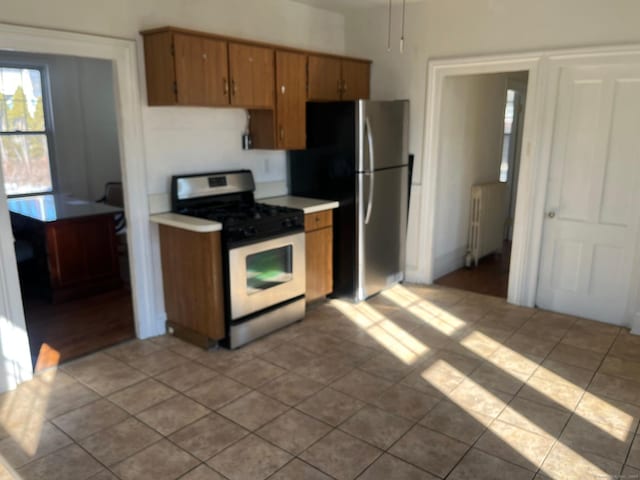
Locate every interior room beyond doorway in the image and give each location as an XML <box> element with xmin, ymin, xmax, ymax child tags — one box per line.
<box><xmin>0</xmin><ymin>51</ymin><xmax>135</xmax><ymax>371</ymax></box>
<box><xmin>434</xmin><ymin>71</ymin><xmax>529</xmax><ymax>298</ymax></box>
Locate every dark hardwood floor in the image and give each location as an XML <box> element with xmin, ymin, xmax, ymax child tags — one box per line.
<box><xmin>23</xmin><ymin>287</ymin><xmax>135</xmax><ymax>372</ymax></box>
<box><xmin>435</xmin><ymin>242</ymin><xmax>511</xmax><ymax>298</ymax></box>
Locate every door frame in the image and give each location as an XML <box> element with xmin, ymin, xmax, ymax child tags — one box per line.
<box><xmin>414</xmin><ymin>45</ymin><xmax>640</xmax><ymax>332</ymax></box>
<box><xmin>415</xmin><ymin>52</ymin><xmax>543</xmax><ymax>306</ymax></box>
<box><xmin>0</xmin><ymin>23</ymin><xmax>156</xmax><ymax>391</ymax></box>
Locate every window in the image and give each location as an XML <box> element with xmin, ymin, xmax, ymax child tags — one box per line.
<box><xmin>499</xmin><ymin>89</ymin><xmax>516</xmax><ymax>182</ymax></box>
<box><xmin>0</xmin><ymin>66</ymin><xmax>54</xmax><ymax>195</ymax></box>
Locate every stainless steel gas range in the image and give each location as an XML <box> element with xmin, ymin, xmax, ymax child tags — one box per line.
<box><xmin>171</xmin><ymin>170</ymin><xmax>305</xmax><ymax>348</ymax></box>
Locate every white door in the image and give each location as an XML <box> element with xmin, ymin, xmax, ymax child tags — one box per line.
<box><xmin>536</xmin><ymin>60</ymin><xmax>640</xmax><ymax>325</ymax></box>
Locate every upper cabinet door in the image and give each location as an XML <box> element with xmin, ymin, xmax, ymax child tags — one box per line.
<box><xmin>174</xmin><ymin>33</ymin><xmax>208</xmax><ymax>105</ymax></box>
<box><xmin>143</xmin><ymin>31</ymin><xmax>177</xmax><ymax>105</ymax></box>
<box><xmin>145</xmin><ymin>32</ymin><xmax>228</xmax><ymax>106</ymax></box>
<box><xmin>276</xmin><ymin>51</ymin><xmax>307</xmax><ymax>150</ymax></box>
<box><xmin>229</xmin><ymin>43</ymin><xmax>275</xmax><ymax>108</ymax></box>
<box><xmin>308</xmin><ymin>55</ymin><xmax>342</xmax><ymax>101</ymax></box>
<box><xmin>202</xmin><ymin>38</ymin><xmax>230</xmax><ymax>106</ymax></box>
<box><xmin>341</xmin><ymin>60</ymin><xmax>370</xmax><ymax>100</ymax></box>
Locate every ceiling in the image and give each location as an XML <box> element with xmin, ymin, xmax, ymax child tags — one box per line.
<box><xmin>290</xmin><ymin>0</ymin><xmax>422</xmax><ymax>13</ymax></box>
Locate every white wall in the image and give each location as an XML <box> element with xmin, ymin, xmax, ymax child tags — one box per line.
<box><xmin>343</xmin><ymin>0</ymin><xmax>640</xmax><ymax>279</ymax></box>
<box><xmin>433</xmin><ymin>73</ymin><xmax>508</xmax><ymax>278</ymax></box>
<box><xmin>0</xmin><ymin>52</ymin><xmax>121</xmax><ymax>201</ymax></box>
<box><xmin>0</xmin><ymin>0</ymin><xmax>346</xmax><ymax>344</ymax></box>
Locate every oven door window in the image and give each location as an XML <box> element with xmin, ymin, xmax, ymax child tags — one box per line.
<box><xmin>246</xmin><ymin>245</ymin><xmax>293</xmax><ymax>294</ymax></box>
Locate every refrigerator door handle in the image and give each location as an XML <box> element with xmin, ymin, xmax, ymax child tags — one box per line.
<box><xmin>364</xmin><ymin>117</ymin><xmax>375</xmax><ymax>224</ymax></box>
<box><xmin>365</xmin><ymin>116</ymin><xmax>375</xmax><ymax>172</ymax></box>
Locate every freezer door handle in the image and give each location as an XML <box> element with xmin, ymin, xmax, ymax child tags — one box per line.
<box><xmin>364</xmin><ymin>116</ymin><xmax>375</xmax><ymax>224</ymax></box>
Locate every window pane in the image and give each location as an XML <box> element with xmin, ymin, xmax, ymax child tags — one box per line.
<box><xmin>503</xmin><ymin>89</ymin><xmax>516</xmax><ymax>135</ymax></box>
<box><xmin>0</xmin><ymin>67</ymin><xmax>45</xmax><ymax>132</ymax></box>
<box><xmin>246</xmin><ymin>246</ymin><xmax>293</xmax><ymax>294</ymax></box>
<box><xmin>499</xmin><ymin>89</ymin><xmax>517</xmax><ymax>182</ymax></box>
<box><xmin>500</xmin><ymin>134</ymin><xmax>510</xmax><ymax>182</ymax></box>
<box><xmin>0</xmin><ymin>134</ymin><xmax>52</xmax><ymax>195</ymax></box>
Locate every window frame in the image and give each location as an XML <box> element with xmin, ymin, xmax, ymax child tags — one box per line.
<box><xmin>0</xmin><ymin>62</ymin><xmax>57</xmax><ymax>197</ymax></box>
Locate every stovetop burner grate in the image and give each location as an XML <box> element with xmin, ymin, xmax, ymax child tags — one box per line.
<box><xmin>171</xmin><ymin>171</ymin><xmax>304</xmax><ymax>243</ymax></box>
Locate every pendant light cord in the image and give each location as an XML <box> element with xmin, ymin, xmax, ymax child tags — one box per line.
<box><xmin>387</xmin><ymin>0</ymin><xmax>392</xmax><ymax>52</ymax></box>
<box><xmin>400</xmin><ymin>0</ymin><xmax>406</xmax><ymax>53</ymax></box>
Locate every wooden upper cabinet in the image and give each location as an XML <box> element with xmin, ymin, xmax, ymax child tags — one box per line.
<box><xmin>202</xmin><ymin>37</ymin><xmax>231</xmax><ymax>105</ymax></box>
<box><xmin>275</xmin><ymin>51</ymin><xmax>307</xmax><ymax>150</ymax></box>
<box><xmin>141</xmin><ymin>27</ymin><xmax>371</xmax><ymax>149</ymax></box>
<box><xmin>308</xmin><ymin>55</ymin><xmax>371</xmax><ymax>101</ymax></box>
<box><xmin>143</xmin><ymin>31</ymin><xmax>229</xmax><ymax>106</ymax></box>
<box><xmin>308</xmin><ymin>56</ymin><xmax>342</xmax><ymax>101</ymax></box>
<box><xmin>341</xmin><ymin>60</ymin><xmax>370</xmax><ymax>101</ymax></box>
<box><xmin>174</xmin><ymin>34</ymin><xmax>230</xmax><ymax>106</ymax></box>
<box><xmin>229</xmin><ymin>43</ymin><xmax>275</xmax><ymax>109</ymax></box>
<box><xmin>143</xmin><ymin>31</ymin><xmax>178</xmax><ymax>105</ymax></box>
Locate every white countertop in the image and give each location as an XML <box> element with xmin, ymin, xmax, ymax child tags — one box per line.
<box><xmin>150</xmin><ymin>213</ymin><xmax>222</xmax><ymax>233</ymax></box>
<box><xmin>261</xmin><ymin>196</ymin><xmax>339</xmax><ymax>214</ymax></box>
<box><xmin>8</xmin><ymin>194</ymin><xmax>123</xmax><ymax>222</ymax></box>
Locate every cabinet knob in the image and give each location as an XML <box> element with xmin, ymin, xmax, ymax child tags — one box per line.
<box><xmin>281</xmin><ymin>85</ymin><xmax>286</xmax><ymax>95</ymax></box>
<box><xmin>337</xmin><ymin>79</ymin><xmax>342</xmax><ymax>94</ymax></box>
<box><xmin>231</xmin><ymin>79</ymin><xmax>237</xmax><ymax>96</ymax></box>
<box><xmin>342</xmin><ymin>80</ymin><xmax>347</xmax><ymax>93</ymax></box>
<box><xmin>202</xmin><ymin>53</ymin><xmax>207</xmax><ymax>61</ymax></box>
<box><xmin>279</xmin><ymin>127</ymin><xmax>285</xmax><ymax>141</ymax></box>
<box><xmin>223</xmin><ymin>78</ymin><xmax>229</xmax><ymax>95</ymax></box>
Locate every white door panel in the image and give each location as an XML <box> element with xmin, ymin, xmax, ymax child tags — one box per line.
<box><xmin>537</xmin><ymin>62</ymin><xmax>640</xmax><ymax>325</ymax></box>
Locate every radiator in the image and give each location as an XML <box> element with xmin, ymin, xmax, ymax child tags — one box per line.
<box><xmin>468</xmin><ymin>182</ymin><xmax>508</xmax><ymax>266</ymax></box>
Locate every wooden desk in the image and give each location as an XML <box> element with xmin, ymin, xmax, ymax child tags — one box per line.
<box><xmin>9</xmin><ymin>194</ymin><xmax>123</xmax><ymax>303</ymax></box>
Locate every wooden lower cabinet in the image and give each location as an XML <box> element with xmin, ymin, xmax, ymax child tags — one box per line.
<box><xmin>305</xmin><ymin>210</ymin><xmax>333</xmax><ymax>302</ymax></box>
<box><xmin>45</xmin><ymin>215</ymin><xmax>121</xmax><ymax>302</ymax></box>
<box><xmin>11</xmin><ymin>212</ymin><xmax>121</xmax><ymax>303</ymax></box>
<box><xmin>158</xmin><ymin>225</ymin><xmax>225</xmax><ymax>347</ymax></box>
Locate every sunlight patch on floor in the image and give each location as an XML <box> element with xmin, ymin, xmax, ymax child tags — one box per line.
<box><xmin>370</xmin><ymin>286</ymin><xmax>636</xmax><ymax>476</ymax></box>
<box><xmin>425</xmin><ymin>363</ymin><xmax>609</xmax><ymax>479</ymax></box>
<box><xmin>410</xmin><ymin>309</ymin><xmax>462</xmax><ymax>336</ymax></box>
<box><xmin>329</xmin><ymin>297</ymin><xmax>431</xmax><ymax>365</ymax></box>
<box><xmin>380</xmin><ymin>285</ymin><xmax>422</xmax><ymax>308</ymax></box>
<box><xmin>365</xmin><ymin>325</ymin><xmax>425</xmax><ymax>364</ymax></box>
<box><xmin>383</xmin><ymin>285</ymin><xmax>468</xmax><ymax>337</ymax></box>
<box><xmin>329</xmin><ymin>299</ymin><xmax>384</xmax><ymax>328</ymax></box>
<box><xmin>458</xmin><ymin>331</ymin><xmax>502</xmax><ymax>359</ymax></box>
<box><xmin>0</xmin><ymin>369</ymin><xmax>55</xmax><ymax>456</ymax></box>
<box><xmin>34</xmin><ymin>343</ymin><xmax>61</xmax><ymax>374</ymax></box>
<box><xmin>375</xmin><ymin>320</ymin><xmax>431</xmax><ymax>358</ymax></box>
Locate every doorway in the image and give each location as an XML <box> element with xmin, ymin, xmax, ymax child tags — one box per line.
<box><xmin>0</xmin><ymin>24</ymin><xmax>155</xmax><ymax>392</ymax></box>
<box><xmin>418</xmin><ymin>48</ymin><xmax>640</xmax><ymax>331</ymax></box>
<box><xmin>0</xmin><ymin>52</ymin><xmax>135</xmax><ymax>371</ymax></box>
<box><xmin>432</xmin><ymin>71</ymin><xmax>529</xmax><ymax>298</ymax></box>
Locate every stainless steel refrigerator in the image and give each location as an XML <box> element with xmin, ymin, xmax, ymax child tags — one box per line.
<box><xmin>288</xmin><ymin>100</ymin><xmax>409</xmax><ymax>302</ymax></box>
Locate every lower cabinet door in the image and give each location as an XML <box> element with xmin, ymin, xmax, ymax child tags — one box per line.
<box><xmin>305</xmin><ymin>227</ymin><xmax>333</xmax><ymax>301</ymax></box>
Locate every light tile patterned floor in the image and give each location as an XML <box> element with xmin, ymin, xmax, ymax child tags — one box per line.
<box><xmin>2</xmin><ymin>284</ymin><xmax>640</xmax><ymax>479</ymax></box>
